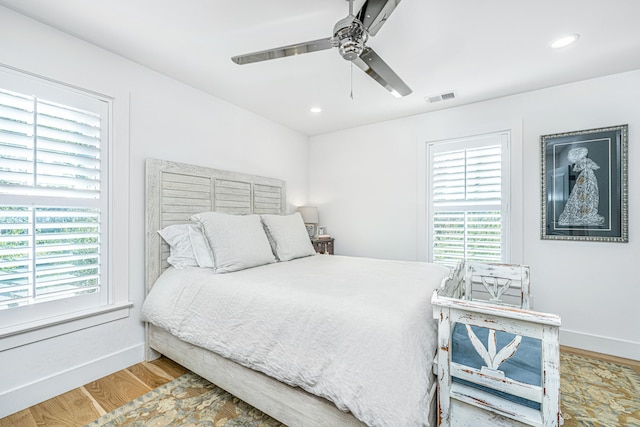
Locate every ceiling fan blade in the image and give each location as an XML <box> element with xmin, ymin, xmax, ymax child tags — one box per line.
<box><xmin>352</xmin><ymin>47</ymin><xmax>411</xmax><ymax>97</ymax></box>
<box><xmin>357</xmin><ymin>0</ymin><xmax>402</xmax><ymax>37</ymax></box>
<box><xmin>231</xmin><ymin>37</ymin><xmax>334</xmax><ymax>65</ymax></box>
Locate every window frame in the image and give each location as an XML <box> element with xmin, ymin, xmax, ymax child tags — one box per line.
<box><xmin>0</xmin><ymin>89</ymin><xmax>109</xmax><ymax>311</ymax></box>
<box><xmin>0</xmin><ymin>65</ymin><xmax>131</xmax><ymax>351</ymax></box>
<box><xmin>426</xmin><ymin>131</ymin><xmax>511</xmax><ymax>266</ymax></box>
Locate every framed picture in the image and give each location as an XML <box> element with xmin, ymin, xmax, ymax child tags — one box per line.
<box><xmin>540</xmin><ymin>124</ymin><xmax>628</xmax><ymax>242</ymax></box>
<box><xmin>317</xmin><ymin>226</ymin><xmax>327</xmax><ymax>236</ymax></box>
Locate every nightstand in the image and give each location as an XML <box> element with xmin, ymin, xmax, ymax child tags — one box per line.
<box><xmin>312</xmin><ymin>238</ymin><xmax>334</xmax><ymax>255</ymax></box>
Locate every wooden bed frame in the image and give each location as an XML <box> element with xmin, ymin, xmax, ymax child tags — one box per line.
<box><xmin>145</xmin><ymin>158</ymin><xmax>434</xmax><ymax>427</ymax></box>
<box><xmin>431</xmin><ymin>261</ymin><xmax>562</xmax><ymax>426</ymax></box>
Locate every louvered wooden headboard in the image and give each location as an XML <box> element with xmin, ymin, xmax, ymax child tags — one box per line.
<box><xmin>145</xmin><ymin>158</ymin><xmax>286</xmax><ymax>293</ymax></box>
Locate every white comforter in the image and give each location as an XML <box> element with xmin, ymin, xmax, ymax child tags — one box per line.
<box><xmin>141</xmin><ymin>255</ymin><xmax>449</xmax><ymax>427</ymax></box>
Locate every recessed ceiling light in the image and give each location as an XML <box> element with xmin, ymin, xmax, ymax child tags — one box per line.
<box><xmin>309</xmin><ymin>106</ymin><xmax>322</xmax><ymax>113</ymax></box>
<box><xmin>550</xmin><ymin>33</ymin><xmax>580</xmax><ymax>49</ymax></box>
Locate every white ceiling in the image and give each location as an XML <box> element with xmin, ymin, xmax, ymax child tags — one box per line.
<box><xmin>2</xmin><ymin>0</ymin><xmax>640</xmax><ymax>136</ymax></box>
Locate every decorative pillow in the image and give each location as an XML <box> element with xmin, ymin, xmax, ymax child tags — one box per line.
<box><xmin>191</xmin><ymin>212</ymin><xmax>276</xmax><ymax>273</ymax></box>
<box><xmin>157</xmin><ymin>224</ymin><xmax>215</xmax><ymax>269</ymax></box>
<box><xmin>261</xmin><ymin>212</ymin><xmax>316</xmax><ymax>261</ymax></box>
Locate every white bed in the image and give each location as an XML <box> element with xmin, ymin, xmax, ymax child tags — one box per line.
<box><xmin>142</xmin><ymin>256</ymin><xmax>447</xmax><ymax>426</ymax></box>
<box><xmin>143</xmin><ymin>158</ymin><xmax>449</xmax><ymax>427</ymax></box>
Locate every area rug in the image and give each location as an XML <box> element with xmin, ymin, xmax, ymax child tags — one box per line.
<box><xmin>87</xmin><ymin>353</ymin><xmax>640</xmax><ymax>426</ymax></box>
<box><xmin>84</xmin><ymin>372</ymin><xmax>284</xmax><ymax>427</ymax></box>
<box><xmin>560</xmin><ymin>352</ymin><xmax>640</xmax><ymax>427</ymax></box>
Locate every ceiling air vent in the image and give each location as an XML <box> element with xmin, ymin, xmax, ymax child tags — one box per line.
<box><xmin>425</xmin><ymin>91</ymin><xmax>456</xmax><ymax>103</ymax></box>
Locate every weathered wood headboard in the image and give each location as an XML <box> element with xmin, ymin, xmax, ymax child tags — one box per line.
<box><xmin>145</xmin><ymin>158</ymin><xmax>286</xmax><ymax>294</ymax></box>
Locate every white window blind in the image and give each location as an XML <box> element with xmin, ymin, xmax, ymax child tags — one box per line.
<box><xmin>0</xmin><ymin>80</ymin><xmax>107</xmax><ymax>312</ymax></box>
<box><xmin>428</xmin><ymin>133</ymin><xmax>509</xmax><ymax>267</ymax></box>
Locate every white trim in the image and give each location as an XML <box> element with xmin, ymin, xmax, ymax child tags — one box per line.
<box><xmin>0</xmin><ymin>64</ymin><xmax>131</xmax><ymax>348</ymax></box>
<box><xmin>0</xmin><ymin>66</ymin><xmax>109</xmax><ymax>312</ymax></box>
<box><xmin>0</xmin><ymin>302</ymin><xmax>131</xmax><ymax>351</ymax></box>
<box><xmin>501</xmin><ymin>132</ymin><xmax>511</xmax><ymax>262</ymax></box>
<box><xmin>0</xmin><ymin>62</ymin><xmax>113</xmax><ymax>107</ymax></box>
<box><xmin>0</xmin><ymin>342</ymin><xmax>143</xmax><ymax>418</ymax></box>
<box><xmin>560</xmin><ymin>328</ymin><xmax>640</xmax><ymax>361</ymax></box>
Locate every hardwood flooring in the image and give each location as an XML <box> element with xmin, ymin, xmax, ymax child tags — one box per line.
<box><xmin>0</xmin><ymin>357</ymin><xmax>188</xmax><ymax>427</ymax></box>
<box><xmin>1</xmin><ymin>348</ymin><xmax>638</xmax><ymax>427</ymax></box>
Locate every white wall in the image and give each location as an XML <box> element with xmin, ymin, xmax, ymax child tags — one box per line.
<box><xmin>310</xmin><ymin>70</ymin><xmax>640</xmax><ymax>360</ymax></box>
<box><xmin>0</xmin><ymin>7</ymin><xmax>309</xmax><ymax>417</ymax></box>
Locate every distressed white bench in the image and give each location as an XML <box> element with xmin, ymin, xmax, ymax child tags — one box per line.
<box><xmin>432</xmin><ymin>261</ymin><xmax>562</xmax><ymax>426</ymax></box>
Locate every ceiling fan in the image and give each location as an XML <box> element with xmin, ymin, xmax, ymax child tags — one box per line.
<box><xmin>231</xmin><ymin>0</ymin><xmax>411</xmax><ymax>98</ymax></box>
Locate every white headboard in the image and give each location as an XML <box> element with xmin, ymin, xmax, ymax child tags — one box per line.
<box><xmin>145</xmin><ymin>158</ymin><xmax>286</xmax><ymax>293</ymax></box>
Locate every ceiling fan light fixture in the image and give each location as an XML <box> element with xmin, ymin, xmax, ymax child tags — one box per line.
<box><xmin>549</xmin><ymin>33</ymin><xmax>580</xmax><ymax>49</ymax></box>
<box><xmin>338</xmin><ymin>38</ymin><xmax>366</xmax><ymax>61</ymax></box>
<box><xmin>334</xmin><ymin>16</ymin><xmax>368</xmax><ymax>61</ymax></box>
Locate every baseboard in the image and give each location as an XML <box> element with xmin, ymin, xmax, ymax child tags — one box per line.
<box><xmin>0</xmin><ymin>343</ymin><xmax>144</xmax><ymax>418</ymax></box>
<box><xmin>560</xmin><ymin>329</ymin><xmax>640</xmax><ymax>361</ymax></box>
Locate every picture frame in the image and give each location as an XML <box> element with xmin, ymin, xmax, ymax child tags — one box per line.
<box><xmin>540</xmin><ymin>124</ymin><xmax>628</xmax><ymax>242</ymax></box>
<box><xmin>317</xmin><ymin>226</ymin><xmax>327</xmax><ymax>236</ymax></box>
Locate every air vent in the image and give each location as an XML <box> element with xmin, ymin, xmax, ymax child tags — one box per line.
<box><xmin>425</xmin><ymin>91</ymin><xmax>456</xmax><ymax>103</ymax></box>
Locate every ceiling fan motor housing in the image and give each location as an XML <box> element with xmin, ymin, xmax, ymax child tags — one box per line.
<box><xmin>333</xmin><ymin>15</ymin><xmax>368</xmax><ymax>61</ymax></box>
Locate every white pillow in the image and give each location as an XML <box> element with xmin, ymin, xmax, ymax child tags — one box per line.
<box><xmin>157</xmin><ymin>224</ymin><xmax>215</xmax><ymax>269</ymax></box>
<box><xmin>188</xmin><ymin>226</ymin><xmax>215</xmax><ymax>268</ymax></box>
<box><xmin>261</xmin><ymin>212</ymin><xmax>316</xmax><ymax>261</ymax></box>
<box><xmin>191</xmin><ymin>212</ymin><xmax>276</xmax><ymax>273</ymax></box>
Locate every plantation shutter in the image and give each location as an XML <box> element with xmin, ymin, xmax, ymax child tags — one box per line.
<box><xmin>428</xmin><ymin>134</ymin><xmax>508</xmax><ymax>267</ymax></box>
<box><xmin>0</xmin><ymin>84</ymin><xmax>106</xmax><ymax>310</ymax></box>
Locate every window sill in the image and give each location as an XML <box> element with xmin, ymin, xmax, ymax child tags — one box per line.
<box><xmin>0</xmin><ymin>302</ymin><xmax>133</xmax><ymax>351</ymax></box>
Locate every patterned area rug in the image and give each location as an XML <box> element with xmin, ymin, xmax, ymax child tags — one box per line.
<box><xmin>86</xmin><ymin>353</ymin><xmax>640</xmax><ymax>426</ymax></box>
<box><xmin>560</xmin><ymin>353</ymin><xmax>640</xmax><ymax>427</ymax></box>
<box><xmin>84</xmin><ymin>373</ymin><xmax>284</xmax><ymax>427</ymax></box>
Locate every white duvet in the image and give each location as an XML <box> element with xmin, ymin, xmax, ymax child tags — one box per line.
<box><xmin>141</xmin><ymin>255</ymin><xmax>449</xmax><ymax>427</ymax></box>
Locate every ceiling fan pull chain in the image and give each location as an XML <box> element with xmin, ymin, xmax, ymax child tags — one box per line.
<box><xmin>350</xmin><ymin>62</ymin><xmax>354</xmax><ymax>100</ymax></box>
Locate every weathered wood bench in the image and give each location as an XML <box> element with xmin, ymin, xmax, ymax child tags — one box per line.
<box><xmin>432</xmin><ymin>261</ymin><xmax>562</xmax><ymax>426</ymax></box>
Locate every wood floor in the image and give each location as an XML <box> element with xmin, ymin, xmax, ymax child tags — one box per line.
<box><xmin>0</xmin><ymin>357</ymin><xmax>189</xmax><ymax>427</ymax></box>
<box><xmin>1</xmin><ymin>348</ymin><xmax>638</xmax><ymax>427</ymax></box>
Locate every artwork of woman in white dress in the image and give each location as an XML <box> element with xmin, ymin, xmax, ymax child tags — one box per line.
<box><xmin>558</xmin><ymin>147</ymin><xmax>605</xmax><ymax>226</ymax></box>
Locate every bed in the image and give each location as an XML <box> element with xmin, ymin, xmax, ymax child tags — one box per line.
<box><xmin>142</xmin><ymin>158</ymin><xmax>562</xmax><ymax>427</ymax></box>
<box><xmin>143</xmin><ymin>158</ymin><xmax>451</xmax><ymax>427</ymax></box>
<box><xmin>431</xmin><ymin>261</ymin><xmax>562</xmax><ymax>426</ymax></box>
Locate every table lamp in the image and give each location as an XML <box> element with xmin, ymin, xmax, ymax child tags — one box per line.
<box><xmin>297</xmin><ymin>206</ymin><xmax>319</xmax><ymax>238</ymax></box>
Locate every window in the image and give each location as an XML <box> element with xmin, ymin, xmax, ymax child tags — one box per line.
<box><xmin>0</xmin><ymin>69</ymin><xmax>110</xmax><ymax>325</ymax></box>
<box><xmin>427</xmin><ymin>132</ymin><xmax>510</xmax><ymax>267</ymax></box>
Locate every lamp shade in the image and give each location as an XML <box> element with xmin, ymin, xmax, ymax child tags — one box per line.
<box><xmin>297</xmin><ymin>206</ymin><xmax>319</xmax><ymax>223</ymax></box>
